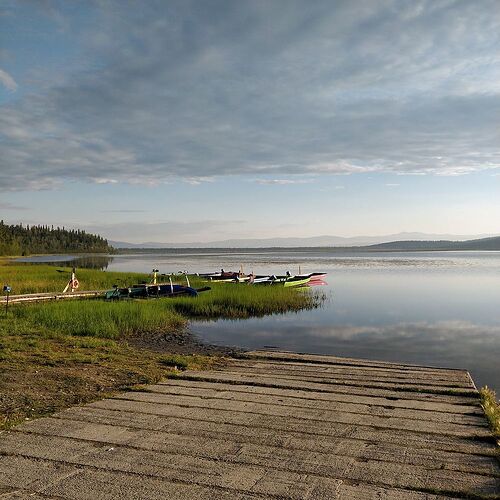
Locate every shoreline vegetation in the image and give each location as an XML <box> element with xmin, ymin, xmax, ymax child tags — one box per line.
<box><xmin>113</xmin><ymin>235</ymin><xmax>500</xmax><ymax>252</ymax></box>
<box><xmin>0</xmin><ymin>221</ymin><xmax>112</xmax><ymax>256</ymax></box>
<box><xmin>0</xmin><ymin>259</ymin><xmax>323</xmax><ymax>429</ymax></box>
<box><xmin>480</xmin><ymin>387</ymin><xmax>500</xmax><ymax>441</ymax></box>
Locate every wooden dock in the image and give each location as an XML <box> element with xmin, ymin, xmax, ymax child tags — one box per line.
<box><xmin>0</xmin><ymin>351</ymin><xmax>499</xmax><ymax>499</ymax></box>
<box><xmin>0</xmin><ymin>290</ymin><xmax>103</xmax><ymax>305</ymax></box>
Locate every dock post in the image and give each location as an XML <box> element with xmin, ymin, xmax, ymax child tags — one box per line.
<box><xmin>3</xmin><ymin>285</ymin><xmax>11</xmax><ymax>315</ymax></box>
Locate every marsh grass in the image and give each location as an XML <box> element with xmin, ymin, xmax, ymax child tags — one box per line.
<box><xmin>171</xmin><ymin>281</ymin><xmax>324</xmax><ymax>319</ymax></box>
<box><xmin>0</xmin><ymin>260</ymin><xmax>146</xmax><ymax>294</ymax></box>
<box><xmin>480</xmin><ymin>386</ymin><xmax>500</xmax><ymax>439</ymax></box>
<box><xmin>0</xmin><ymin>260</ymin><xmax>323</xmax><ymax>429</ymax></box>
<box><xmin>12</xmin><ymin>300</ymin><xmax>187</xmax><ymax>338</ymax></box>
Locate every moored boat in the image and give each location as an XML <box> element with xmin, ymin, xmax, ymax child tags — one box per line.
<box><xmin>198</xmin><ymin>269</ymin><xmax>326</xmax><ymax>288</ymax></box>
<box><xmin>105</xmin><ymin>283</ymin><xmax>209</xmax><ymax>299</ymax></box>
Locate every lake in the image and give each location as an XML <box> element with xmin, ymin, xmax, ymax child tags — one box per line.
<box><xmin>20</xmin><ymin>250</ymin><xmax>500</xmax><ymax>392</ymax></box>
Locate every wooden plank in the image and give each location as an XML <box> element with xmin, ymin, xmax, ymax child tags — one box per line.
<box><xmin>0</xmin><ymin>351</ymin><xmax>498</xmax><ymax>499</ymax></box>
<box><xmin>0</xmin><ymin>290</ymin><xmax>103</xmax><ymax>304</ymax></box>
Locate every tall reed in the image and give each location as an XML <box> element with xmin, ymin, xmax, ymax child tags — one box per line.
<box><xmin>13</xmin><ymin>300</ymin><xmax>187</xmax><ymax>338</ymax></box>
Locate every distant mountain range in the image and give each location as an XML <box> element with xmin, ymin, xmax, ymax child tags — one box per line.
<box><xmin>110</xmin><ymin>232</ymin><xmax>499</xmax><ymax>249</ymax></box>
<box><xmin>365</xmin><ymin>236</ymin><xmax>500</xmax><ymax>251</ymax></box>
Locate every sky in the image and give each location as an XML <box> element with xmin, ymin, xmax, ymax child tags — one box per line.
<box><xmin>0</xmin><ymin>0</ymin><xmax>499</xmax><ymax>244</ymax></box>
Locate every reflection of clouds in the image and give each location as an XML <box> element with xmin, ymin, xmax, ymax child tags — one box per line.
<box><xmin>240</xmin><ymin>320</ymin><xmax>500</xmax><ymax>346</ymax></box>
<box><xmin>306</xmin><ymin>321</ymin><xmax>500</xmax><ymax>342</ymax></box>
<box><xmin>198</xmin><ymin>319</ymin><xmax>500</xmax><ymax>391</ymax></box>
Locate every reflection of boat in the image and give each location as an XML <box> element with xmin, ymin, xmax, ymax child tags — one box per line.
<box><xmin>105</xmin><ymin>283</ymin><xmax>210</xmax><ymax>299</ymax></box>
<box><xmin>304</xmin><ymin>279</ymin><xmax>327</xmax><ymax>287</ymax></box>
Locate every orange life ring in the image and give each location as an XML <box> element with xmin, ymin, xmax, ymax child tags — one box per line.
<box><xmin>71</xmin><ymin>278</ymin><xmax>80</xmax><ymax>289</ymax></box>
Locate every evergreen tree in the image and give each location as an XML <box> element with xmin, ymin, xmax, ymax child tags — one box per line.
<box><xmin>0</xmin><ymin>221</ymin><xmax>113</xmax><ymax>256</ymax></box>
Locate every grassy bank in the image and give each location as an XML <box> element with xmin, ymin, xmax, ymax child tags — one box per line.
<box><xmin>480</xmin><ymin>387</ymin><xmax>500</xmax><ymax>440</ymax></box>
<box><xmin>0</xmin><ymin>260</ymin><xmax>323</xmax><ymax>429</ymax></box>
<box><xmin>0</xmin><ymin>260</ymin><xmax>145</xmax><ymax>294</ymax></box>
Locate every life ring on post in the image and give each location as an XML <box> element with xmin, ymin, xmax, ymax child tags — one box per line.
<box><xmin>71</xmin><ymin>278</ymin><xmax>80</xmax><ymax>290</ymax></box>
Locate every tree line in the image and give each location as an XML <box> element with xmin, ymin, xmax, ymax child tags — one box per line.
<box><xmin>0</xmin><ymin>221</ymin><xmax>113</xmax><ymax>256</ymax></box>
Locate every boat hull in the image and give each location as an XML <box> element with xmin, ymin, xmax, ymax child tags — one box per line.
<box><xmin>105</xmin><ymin>283</ymin><xmax>203</xmax><ymax>299</ymax></box>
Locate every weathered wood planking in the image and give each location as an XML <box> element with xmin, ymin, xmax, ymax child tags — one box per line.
<box><xmin>0</xmin><ymin>350</ymin><xmax>498</xmax><ymax>499</ymax></box>
<box><xmin>0</xmin><ymin>290</ymin><xmax>103</xmax><ymax>304</ymax></box>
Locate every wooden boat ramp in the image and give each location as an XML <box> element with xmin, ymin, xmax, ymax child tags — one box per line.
<box><xmin>0</xmin><ymin>350</ymin><xmax>499</xmax><ymax>499</ymax></box>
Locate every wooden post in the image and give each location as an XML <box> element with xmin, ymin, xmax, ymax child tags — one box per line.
<box><xmin>3</xmin><ymin>285</ymin><xmax>11</xmax><ymax>316</ymax></box>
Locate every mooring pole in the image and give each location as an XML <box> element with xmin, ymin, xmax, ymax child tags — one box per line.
<box><xmin>3</xmin><ymin>285</ymin><xmax>11</xmax><ymax>316</ymax></box>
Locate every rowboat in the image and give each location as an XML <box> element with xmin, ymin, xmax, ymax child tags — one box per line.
<box><xmin>104</xmin><ymin>283</ymin><xmax>209</xmax><ymax>299</ymax></box>
<box><xmin>200</xmin><ymin>271</ymin><xmax>240</xmax><ymax>282</ymax></box>
<box><xmin>252</xmin><ymin>275</ymin><xmax>312</xmax><ymax>287</ymax></box>
<box><xmin>199</xmin><ymin>270</ymin><xmax>327</xmax><ymax>288</ymax></box>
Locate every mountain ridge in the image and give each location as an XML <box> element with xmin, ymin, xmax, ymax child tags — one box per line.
<box><xmin>109</xmin><ymin>232</ymin><xmax>499</xmax><ymax>249</ymax></box>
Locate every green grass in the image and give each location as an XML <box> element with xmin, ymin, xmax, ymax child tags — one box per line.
<box><xmin>0</xmin><ymin>260</ymin><xmax>147</xmax><ymax>294</ymax></box>
<box><xmin>12</xmin><ymin>300</ymin><xmax>188</xmax><ymax>338</ymax></box>
<box><xmin>480</xmin><ymin>386</ymin><xmax>500</xmax><ymax>439</ymax></box>
<box><xmin>0</xmin><ymin>261</ymin><xmax>323</xmax><ymax>320</ymax></box>
<box><xmin>158</xmin><ymin>354</ymin><xmax>190</xmax><ymax>370</ymax></box>
<box><xmin>0</xmin><ymin>260</ymin><xmax>324</xmax><ymax>429</ymax></box>
<box><xmin>170</xmin><ymin>281</ymin><xmax>324</xmax><ymax>319</ymax></box>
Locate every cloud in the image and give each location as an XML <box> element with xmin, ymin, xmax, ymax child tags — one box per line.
<box><xmin>254</xmin><ymin>178</ymin><xmax>314</xmax><ymax>185</ymax></box>
<box><xmin>0</xmin><ymin>201</ymin><xmax>28</xmax><ymax>210</ymax></box>
<box><xmin>0</xmin><ymin>0</ymin><xmax>499</xmax><ymax>190</ymax></box>
<box><xmin>183</xmin><ymin>177</ymin><xmax>215</xmax><ymax>185</ymax></box>
<box><xmin>0</xmin><ymin>68</ymin><xmax>17</xmax><ymax>91</ymax></box>
<box><xmin>82</xmin><ymin>219</ymin><xmax>246</xmax><ymax>243</ymax></box>
<box><xmin>101</xmin><ymin>209</ymin><xmax>148</xmax><ymax>214</ymax></box>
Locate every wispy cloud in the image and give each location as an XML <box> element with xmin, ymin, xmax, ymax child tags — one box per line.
<box><xmin>183</xmin><ymin>177</ymin><xmax>215</xmax><ymax>185</ymax></box>
<box><xmin>101</xmin><ymin>209</ymin><xmax>148</xmax><ymax>213</ymax></box>
<box><xmin>0</xmin><ymin>68</ymin><xmax>17</xmax><ymax>91</ymax></box>
<box><xmin>254</xmin><ymin>178</ymin><xmax>314</xmax><ymax>185</ymax></box>
<box><xmin>0</xmin><ymin>1</ymin><xmax>499</xmax><ymax>191</ymax></box>
<box><xmin>0</xmin><ymin>201</ymin><xmax>28</xmax><ymax>210</ymax></box>
<box><xmin>83</xmin><ymin>219</ymin><xmax>247</xmax><ymax>243</ymax></box>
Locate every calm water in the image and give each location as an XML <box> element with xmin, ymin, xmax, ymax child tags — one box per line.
<box><xmin>20</xmin><ymin>250</ymin><xmax>500</xmax><ymax>391</ymax></box>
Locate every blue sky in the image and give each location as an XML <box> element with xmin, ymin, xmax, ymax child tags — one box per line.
<box><xmin>1</xmin><ymin>0</ymin><xmax>499</xmax><ymax>243</ymax></box>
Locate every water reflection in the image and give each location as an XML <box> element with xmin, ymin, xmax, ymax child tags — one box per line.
<box><xmin>191</xmin><ymin>319</ymin><xmax>500</xmax><ymax>391</ymax></box>
<box><xmin>13</xmin><ymin>250</ymin><xmax>500</xmax><ymax>391</ymax></box>
<box><xmin>16</xmin><ymin>254</ymin><xmax>113</xmax><ymax>270</ymax></box>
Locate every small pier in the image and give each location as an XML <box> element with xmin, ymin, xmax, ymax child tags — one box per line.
<box><xmin>0</xmin><ymin>351</ymin><xmax>499</xmax><ymax>498</ymax></box>
<box><xmin>0</xmin><ymin>290</ymin><xmax>103</xmax><ymax>305</ymax></box>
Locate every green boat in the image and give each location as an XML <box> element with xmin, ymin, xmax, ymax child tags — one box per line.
<box><xmin>283</xmin><ymin>276</ymin><xmax>311</xmax><ymax>287</ymax></box>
